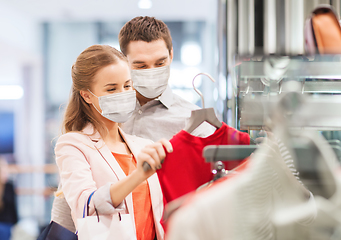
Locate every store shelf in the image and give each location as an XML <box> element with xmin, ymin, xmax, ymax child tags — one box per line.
<box><xmin>239</xmin><ymin>94</ymin><xmax>341</xmax><ymax>130</ymax></box>
<box><xmin>239</xmin><ymin>61</ymin><xmax>341</xmax><ymax>79</ymax></box>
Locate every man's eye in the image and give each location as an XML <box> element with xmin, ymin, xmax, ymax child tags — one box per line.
<box><xmin>134</xmin><ymin>65</ymin><xmax>146</xmax><ymax>69</ymax></box>
<box><xmin>157</xmin><ymin>62</ymin><xmax>165</xmax><ymax>66</ymax></box>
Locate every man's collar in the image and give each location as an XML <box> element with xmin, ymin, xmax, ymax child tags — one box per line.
<box><xmin>156</xmin><ymin>85</ymin><xmax>174</xmax><ymax>109</ymax></box>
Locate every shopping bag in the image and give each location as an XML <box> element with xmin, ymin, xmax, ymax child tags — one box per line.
<box><xmin>37</xmin><ymin>220</ymin><xmax>78</xmax><ymax>240</ymax></box>
<box><xmin>77</xmin><ymin>212</ymin><xmax>136</xmax><ymax>240</ymax></box>
<box><xmin>77</xmin><ymin>191</ymin><xmax>136</xmax><ymax>240</ymax></box>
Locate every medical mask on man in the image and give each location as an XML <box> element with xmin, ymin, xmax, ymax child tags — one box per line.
<box><xmin>88</xmin><ymin>90</ymin><xmax>136</xmax><ymax>123</ymax></box>
<box><xmin>131</xmin><ymin>65</ymin><xmax>170</xmax><ymax>99</ymax></box>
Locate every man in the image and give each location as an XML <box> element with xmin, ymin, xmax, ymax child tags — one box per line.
<box><xmin>119</xmin><ymin>16</ymin><xmax>215</xmax><ymax>141</ymax></box>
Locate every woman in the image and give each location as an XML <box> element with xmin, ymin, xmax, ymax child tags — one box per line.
<box><xmin>55</xmin><ymin>44</ymin><xmax>172</xmax><ymax>240</ymax></box>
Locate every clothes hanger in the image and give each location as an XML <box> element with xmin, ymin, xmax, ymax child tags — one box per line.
<box><xmin>183</xmin><ymin>73</ymin><xmax>223</xmax><ymax>133</ymax></box>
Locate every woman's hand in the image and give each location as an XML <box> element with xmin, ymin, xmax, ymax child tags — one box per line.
<box><xmin>109</xmin><ymin>139</ymin><xmax>172</xmax><ymax>207</ymax></box>
<box><xmin>136</xmin><ymin>138</ymin><xmax>173</xmax><ymax>178</ymax></box>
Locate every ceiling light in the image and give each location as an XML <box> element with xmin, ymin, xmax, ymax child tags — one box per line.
<box><xmin>138</xmin><ymin>0</ymin><xmax>152</xmax><ymax>9</ymax></box>
<box><xmin>181</xmin><ymin>41</ymin><xmax>202</xmax><ymax>66</ymax></box>
<box><xmin>0</xmin><ymin>85</ymin><xmax>24</xmax><ymax>100</ymax></box>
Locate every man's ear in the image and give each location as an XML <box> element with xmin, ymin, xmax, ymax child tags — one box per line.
<box><xmin>80</xmin><ymin>90</ymin><xmax>93</xmax><ymax>104</ymax></box>
<box><xmin>169</xmin><ymin>47</ymin><xmax>174</xmax><ymax>62</ymax></box>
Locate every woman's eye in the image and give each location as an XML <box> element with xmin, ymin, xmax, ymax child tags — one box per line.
<box><xmin>107</xmin><ymin>88</ymin><xmax>116</xmax><ymax>92</ymax></box>
<box><xmin>125</xmin><ymin>85</ymin><xmax>131</xmax><ymax>88</ymax></box>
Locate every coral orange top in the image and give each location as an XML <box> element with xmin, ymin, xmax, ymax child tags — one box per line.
<box><xmin>112</xmin><ymin>152</ymin><xmax>156</xmax><ymax>240</ymax></box>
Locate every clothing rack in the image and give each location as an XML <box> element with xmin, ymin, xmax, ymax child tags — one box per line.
<box><xmin>203</xmin><ymin>139</ymin><xmax>341</xmax><ymax>166</ymax></box>
<box><xmin>203</xmin><ymin>144</ymin><xmax>313</xmax><ymax>163</ymax></box>
<box><xmin>204</xmin><ymin>144</ymin><xmax>341</xmax><ymax>162</ymax></box>
<box><xmin>203</xmin><ymin>145</ymin><xmax>257</xmax><ymax>162</ymax></box>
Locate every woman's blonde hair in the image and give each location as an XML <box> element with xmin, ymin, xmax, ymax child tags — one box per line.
<box><xmin>62</xmin><ymin>44</ymin><xmax>127</xmax><ymax>137</ymax></box>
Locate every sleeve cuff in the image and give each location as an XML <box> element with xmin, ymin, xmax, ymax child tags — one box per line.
<box><xmin>92</xmin><ymin>182</ymin><xmax>126</xmax><ymax>215</ymax></box>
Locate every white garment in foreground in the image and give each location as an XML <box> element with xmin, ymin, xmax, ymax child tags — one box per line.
<box><xmin>166</xmin><ymin>137</ymin><xmax>312</xmax><ymax>240</ymax></box>
<box><xmin>272</xmin><ymin>131</ymin><xmax>341</xmax><ymax>240</ymax></box>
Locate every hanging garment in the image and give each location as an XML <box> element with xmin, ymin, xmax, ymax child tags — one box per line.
<box><xmin>166</xmin><ymin>136</ymin><xmax>311</xmax><ymax>240</ymax></box>
<box><xmin>156</xmin><ymin>122</ymin><xmax>250</xmax><ymax>204</ymax></box>
<box><xmin>271</xmin><ymin>131</ymin><xmax>341</xmax><ymax>240</ymax></box>
<box><xmin>304</xmin><ymin>5</ymin><xmax>341</xmax><ymax>55</ymax></box>
<box><xmin>275</xmin><ymin>136</ymin><xmax>302</xmax><ymax>185</ymax></box>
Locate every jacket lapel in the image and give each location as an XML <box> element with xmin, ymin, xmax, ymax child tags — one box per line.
<box><xmin>118</xmin><ymin>127</ymin><xmax>143</xmax><ymax>158</ymax></box>
<box><xmin>84</xmin><ymin>124</ymin><xmax>128</xmax><ymax>181</ymax></box>
<box><xmin>147</xmin><ymin>173</ymin><xmax>164</xmax><ymax>220</ymax></box>
<box><xmin>93</xmin><ymin>139</ymin><xmax>127</xmax><ymax>181</ymax></box>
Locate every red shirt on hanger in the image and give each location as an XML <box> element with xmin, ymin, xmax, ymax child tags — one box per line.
<box><xmin>157</xmin><ymin>122</ymin><xmax>250</xmax><ymax>205</ymax></box>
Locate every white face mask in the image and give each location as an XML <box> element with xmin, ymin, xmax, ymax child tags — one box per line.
<box><xmin>131</xmin><ymin>65</ymin><xmax>170</xmax><ymax>99</ymax></box>
<box><xmin>88</xmin><ymin>90</ymin><xmax>136</xmax><ymax>123</ymax></box>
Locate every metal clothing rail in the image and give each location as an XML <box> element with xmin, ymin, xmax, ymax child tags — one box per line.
<box><xmin>203</xmin><ymin>144</ymin><xmax>315</xmax><ymax>164</ymax></box>
<box><xmin>203</xmin><ymin>145</ymin><xmax>257</xmax><ymax>162</ymax></box>
<box><xmin>203</xmin><ymin>142</ymin><xmax>341</xmax><ymax>169</ymax></box>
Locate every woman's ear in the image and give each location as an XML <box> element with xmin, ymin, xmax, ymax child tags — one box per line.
<box><xmin>80</xmin><ymin>90</ymin><xmax>93</xmax><ymax>104</ymax></box>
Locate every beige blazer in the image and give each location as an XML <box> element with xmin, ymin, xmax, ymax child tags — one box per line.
<box><xmin>55</xmin><ymin>125</ymin><xmax>164</xmax><ymax>239</ymax></box>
